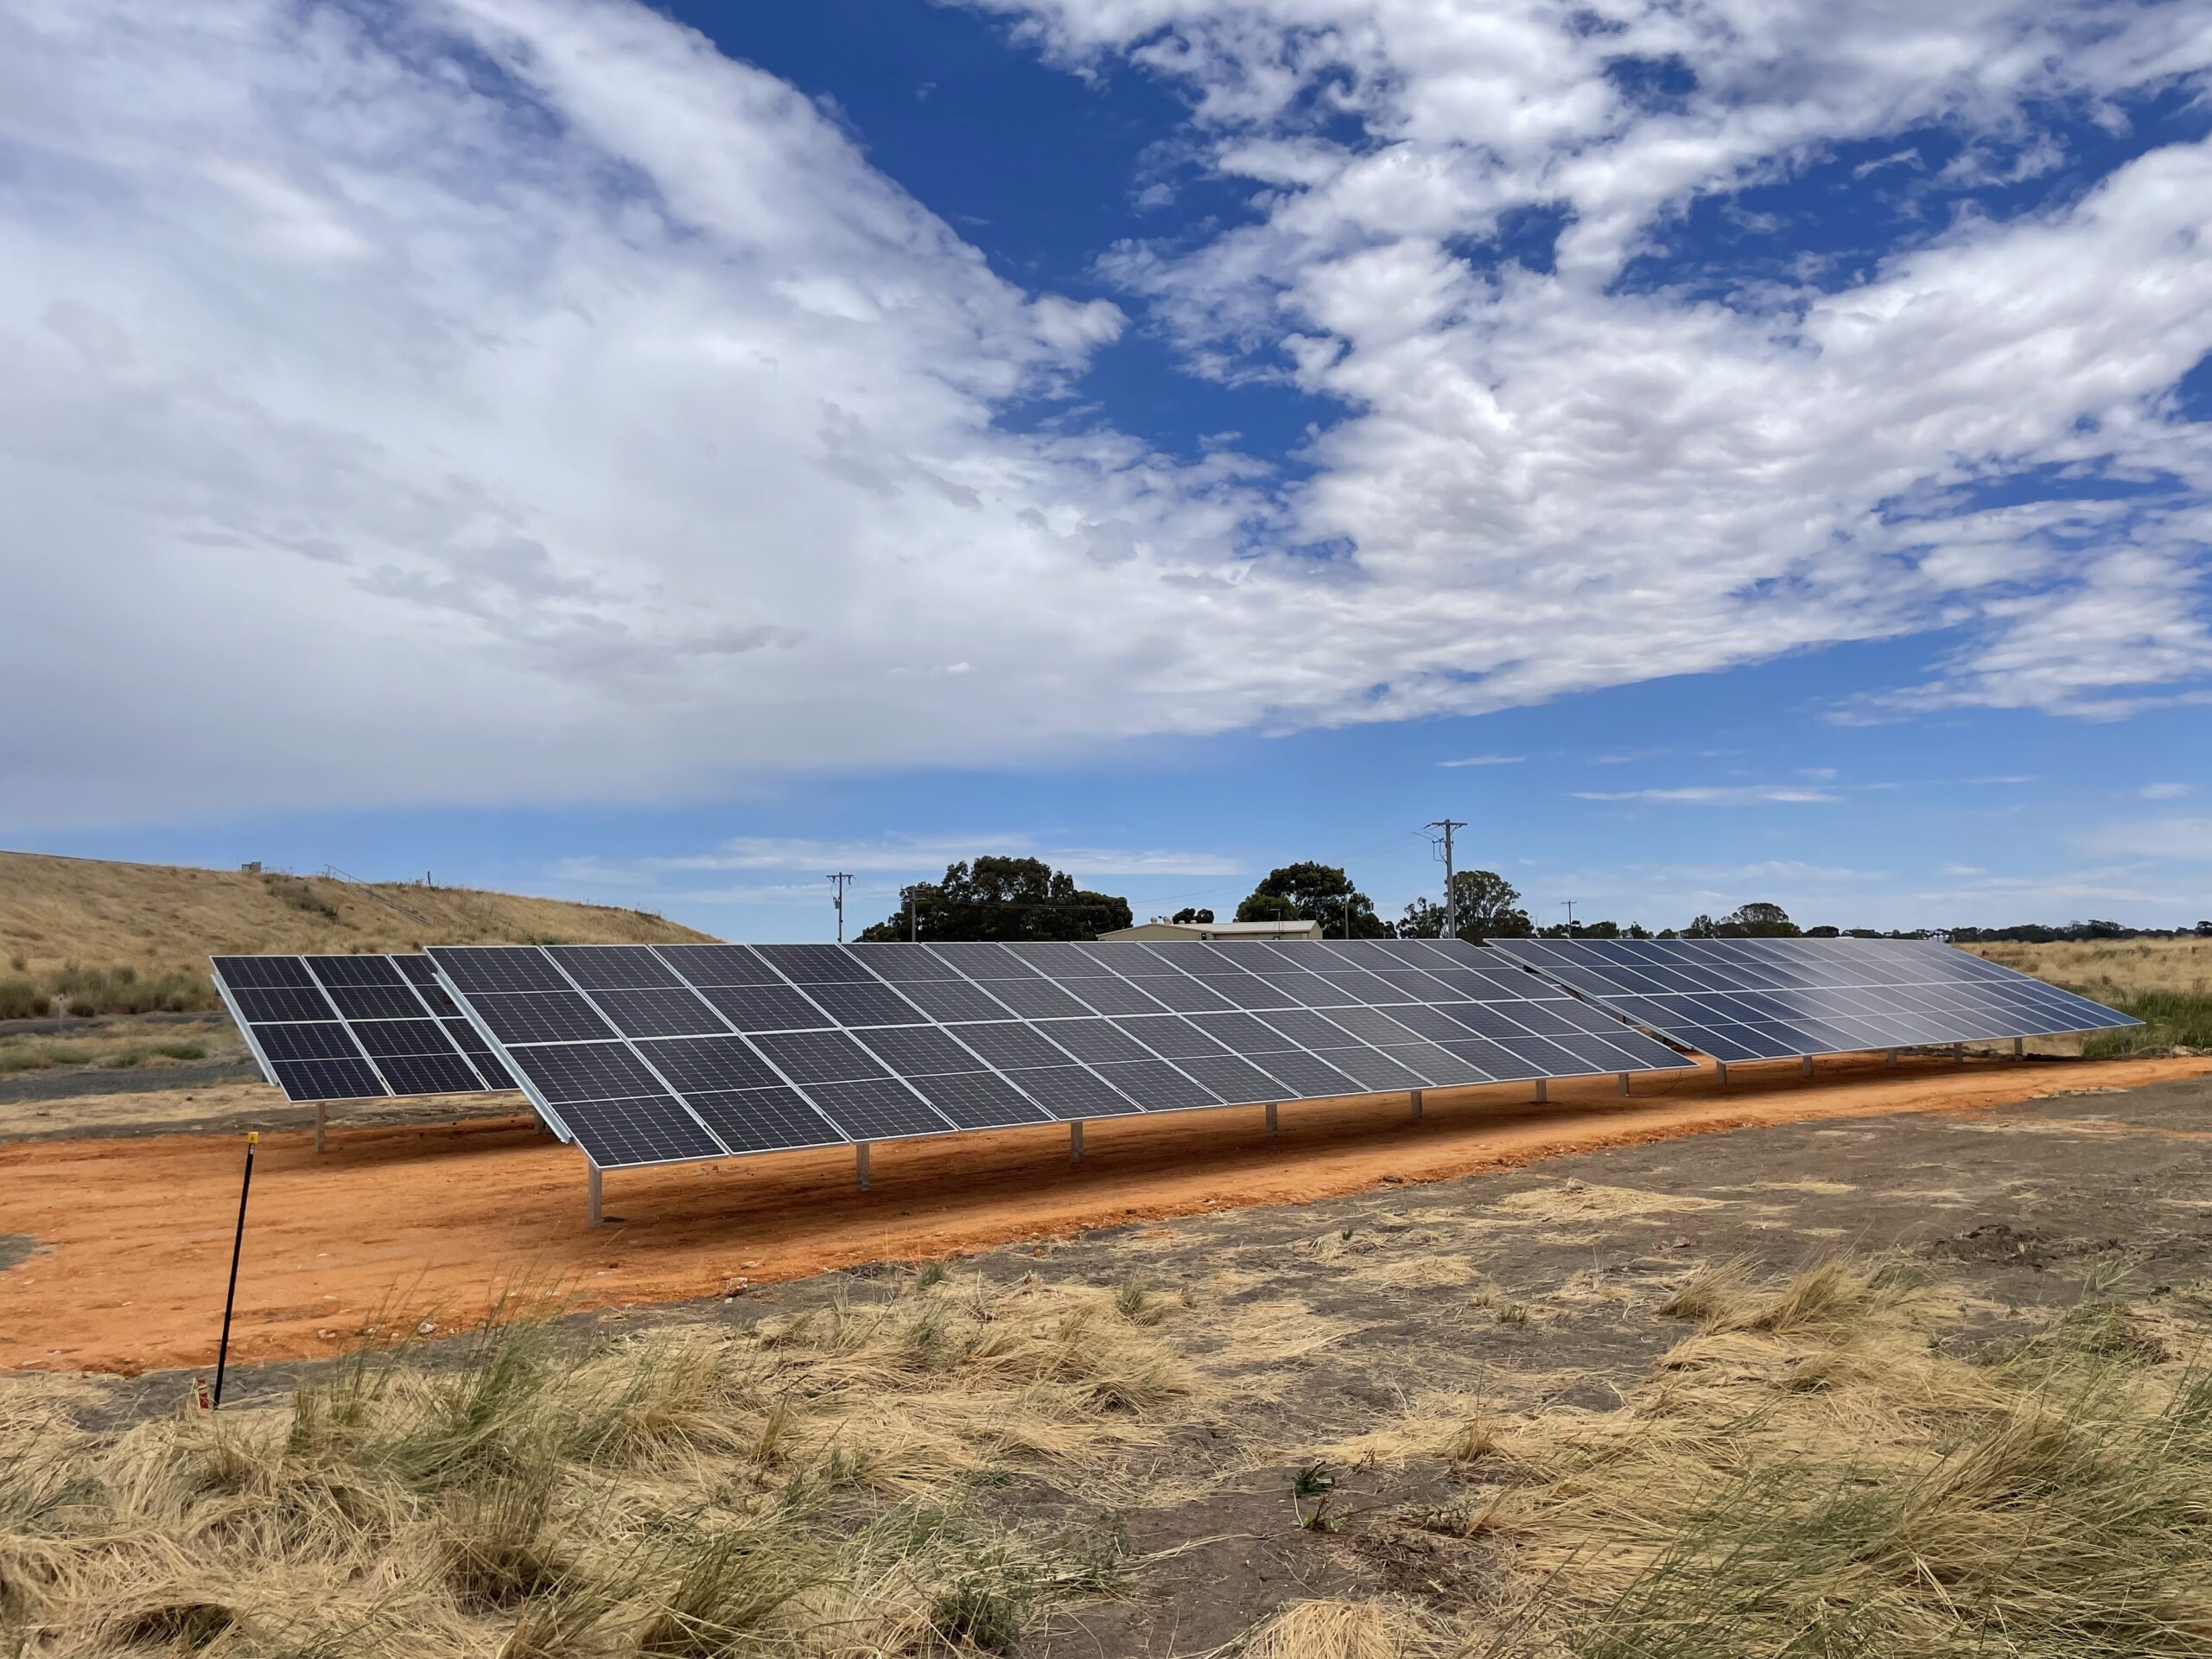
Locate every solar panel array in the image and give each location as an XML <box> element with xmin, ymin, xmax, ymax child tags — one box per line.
<box><xmin>1485</xmin><ymin>938</ymin><xmax>2139</xmax><ymax>1063</ymax></box>
<box><xmin>211</xmin><ymin>955</ymin><xmax>518</xmax><ymax>1103</ymax></box>
<box><xmin>428</xmin><ymin>939</ymin><xmax>1697</xmax><ymax>1171</ymax></box>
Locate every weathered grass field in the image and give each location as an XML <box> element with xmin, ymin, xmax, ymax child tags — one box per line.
<box><xmin>7</xmin><ymin>1071</ymin><xmax>2210</xmax><ymax>1656</ymax></box>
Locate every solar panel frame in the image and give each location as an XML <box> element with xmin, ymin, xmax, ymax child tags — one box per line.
<box><xmin>1487</xmin><ymin>938</ymin><xmax>2140</xmax><ymax>1062</ymax></box>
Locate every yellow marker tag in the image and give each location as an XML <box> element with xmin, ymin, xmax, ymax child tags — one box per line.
<box><xmin>247</xmin><ymin>1132</ymin><xmax>259</xmax><ymax>1145</ymax></box>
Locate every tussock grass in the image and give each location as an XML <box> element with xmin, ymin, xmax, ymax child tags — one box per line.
<box><xmin>2080</xmin><ymin>988</ymin><xmax>2212</xmax><ymax>1057</ymax></box>
<box><xmin>0</xmin><ymin>1272</ymin><xmax>1192</xmax><ymax>1656</ymax></box>
<box><xmin>1454</xmin><ymin>1259</ymin><xmax>2212</xmax><ymax>1659</ymax></box>
<box><xmin>1240</xmin><ymin>1596</ymin><xmax>1446</xmax><ymax>1659</ymax></box>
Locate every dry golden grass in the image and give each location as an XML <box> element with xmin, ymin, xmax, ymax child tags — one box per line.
<box><xmin>1449</xmin><ymin>1262</ymin><xmax>2212</xmax><ymax>1658</ymax></box>
<box><xmin>1238</xmin><ymin>1597</ymin><xmax>1447</xmax><ymax>1659</ymax></box>
<box><xmin>0</xmin><ymin>1271</ymin><xmax>1196</xmax><ymax>1656</ymax></box>
<box><xmin>0</xmin><ymin>851</ymin><xmax>710</xmax><ymax>1015</ymax></box>
<box><xmin>1964</xmin><ymin>936</ymin><xmax>2212</xmax><ymax>999</ymax></box>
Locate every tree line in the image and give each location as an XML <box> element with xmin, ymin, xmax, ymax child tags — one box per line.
<box><xmin>856</xmin><ymin>855</ymin><xmax>2212</xmax><ymax>944</ymax></box>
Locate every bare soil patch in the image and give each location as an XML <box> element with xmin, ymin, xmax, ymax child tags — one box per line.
<box><xmin>1</xmin><ymin>1052</ymin><xmax>2206</xmax><ymax>1377</ymax></box>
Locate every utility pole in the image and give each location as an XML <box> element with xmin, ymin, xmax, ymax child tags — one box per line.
<box><xmin>1426</xmin><ymin>818</ymin><xmax>1468</xmax><ymax>939</ymax></box>
<box><xmin>829</xmin><ymin>872</ymin><xmax>855</xmax><ymax>943</ymax></box>
<box><xmin>1561</xmin><ymin>899</ymin><xmax>1578</xmax><ymax>936</ymax></box>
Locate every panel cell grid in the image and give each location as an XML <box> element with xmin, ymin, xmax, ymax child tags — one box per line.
<box><xmin>909</xmin><ymin>1070</ymin><xmax>1054</xmax><ymax>1129</ymax></box>
<box><xmin>302</xmin><ymin>955</ymin><xmax>405</xmax><ymax>987</ymax></box>
<box><xmin>377</xmin><ymin>1053</ymin><xmax>492</xmax><ymax>1096</ymax></box>
<box><xmin>548</xmin><ymin>944</ymin><xmax>688</xmax><ymax>991</ymax></box>
<box><xmin>1488</xmin><ymin>938</ymin><xmax>2139</xmax><ymax>1062</ymax></box>
<box><xmin>588</xmin><ymin>987</ymin><xmax>734</xmax><ymax>1039</ymax></box>
<box><xmin>213</xmin><ymin>953</ymin><xmax>520</xmax><ymax>1106</ymax></box>
<box><xmin>323</xmin><ymin>983</ymin><xmax>436</xmax><ymax>1022</ymax></box>
<box><xmin>422</xmin><ymin>938</ymin><xmax>1701</xmax><ymax>1170</ymax></box>
<box><xmin>686</xmin><ymin>1088</ymin><xmax>843</xmax><ymax>1154</ymax></box>
<box><xmin>696</xmin><ymin>983</ymin><xmax>834</xmax><ymax>1033</ymax></box>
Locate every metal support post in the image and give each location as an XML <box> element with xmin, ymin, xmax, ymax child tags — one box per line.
<box><xmin>1953</xmin><ymin>1043</ymin><xmax>1965</xmax><ymax>1065</ymax></box>
<box><xmin>2012</xmin><ymin>1037</ymin><xmax>2024</xmax><ymax>1058</ymax></box>
<box><xmin>855</xmin><ymin>1141</ymin><xmax>872</xmax><ymax>1191</ymax></box>
<box><xmin>1618</xmin><ymin>1072</ymin><xmax>1630</xmax><ymax>1096</ymax></box>
<box><xmin>1801</xmin><ymin>1055</ymin><xmax>1814</xmax><ymax>1077</ymax></box>
<box><xmin>1535</xmin><ymin>1078</ymin><xmax>1548</xmax><ymax>1103</ymax></box>
<box><xmin>1886</xmin><ymin>1049</ymin><xmax>1898</xmax><ymax>1069</ymax></box>
<box><xmin>314</xmin><ymin>1100</ymin><xmax>326</xmax><ymax>1155</ymax></box>
<box><xmin>586</xmin><ymin>1161</ymin><xmax>602</xmax><ymax>1227</ymax></box>
<box><xmin>1265</xmin><ymin>1101</ymin><xmax>1279</xmax><ymax>1137</ymax></box>
<box><xmin>1409</xmin><ymin>1088</ymin><xmax>1424</xmax><ymax>1121</ymax></box>
<box><xmin>1070</xmin><ymin>1121</ymin><xmax>1084</xmax><ymax>1162</ymax></box>
<box><xmin>1715</xmin><ymin>1061</ymin><xmax>1729</xmax><ymax>1087</ymax></box>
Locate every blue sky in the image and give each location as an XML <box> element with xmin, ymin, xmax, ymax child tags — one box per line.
<box><xmin>2</xmin><ymin>0</ymin><xmax>2209</xmax><ymax>938</ymax></box>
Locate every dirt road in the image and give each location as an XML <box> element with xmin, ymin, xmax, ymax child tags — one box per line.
<box><xmin>3</xmin><ymin>1051</ymin><xmax>2208</xmax><ymax>1375</ymax></box>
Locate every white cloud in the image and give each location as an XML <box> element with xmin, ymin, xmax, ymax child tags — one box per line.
<box><xmin>3</xmin><ymin>0</ymin><xmax>2210</xmax><ymax>831</ymax></box>
<box><xmin>2139</xmin><ymin>782</ymin><xmax>2190</xmax><ymax>799</ymax></box>
<box><xmin>1436</xmin><ymin>753</ymin><xmax>1522</xmax><ymax>767</ymax></box>
<box><xmin>983</xmin><ymin>0</ymin><xmax>2212</xmax><ymax>718</ymax></box>
<box><xmin>2081</xmin><ymin>817</ymin><xmax>2212</xmax><ymax>861</ymax></box>
<box><xmin>559</xmin><ymin>834</ymin><xmax>1246</xmax><ymax>881</ymax></box>
<box><xmin>1573</xmin><ymin>786</ymin><xmax>1841</xmax><ymax>805</ymax></box>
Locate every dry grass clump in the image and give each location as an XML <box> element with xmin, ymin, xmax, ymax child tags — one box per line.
<box><xmin>1452</xmin><ymin>1258</ymin><xmax>2212</xmax><ymax>1658</ymax></box>
<box><xmin>1240</xmin><ymin>1597</ymin><xmax>1449</xmax><ymax>1659</ymax></box>
<box><xmin>0</xmin><ymin>1271</ymin><xmax>1192</xmax><ymax>1656</ymax></box>
<box><xmin>1653</xmin><ymin>1254</ymin><xmax>1929</xmax><ymax>1335</ymax></box>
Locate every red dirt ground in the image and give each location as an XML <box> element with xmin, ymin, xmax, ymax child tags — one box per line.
<box><xmin>5</xmin><ymin>1052</ymin><xmax>2209</xmax><ymax>1376</ymax></box>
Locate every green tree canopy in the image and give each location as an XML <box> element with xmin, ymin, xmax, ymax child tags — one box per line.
<box><xmin>1236</xmin><ymin>861</ymin><xmax>1392</xmax><ymax>938</ymax></box>
<box><xmin>1170</xmin><ymin>906</ymin><xmax>1216</xmax><ymax>925</ymax></box>
<box><xmin>1688</xmin><ymin>901</ymin><xmax>1802</xmax><ymax>938</ymax></box>
<box><xmin>855</xmin><ymin>856</ymin><xmax>1131</xmax><ymax>943</ymax></box>
<box><xmin>1399</xmin><ymin>868</ymin><xmax>1533</xmax><ymax>941</ymax></box>
<box><xmin>1233</xmin><ymin>891</ymin><xmax>1304</xmax><ymax>924</ymax></box>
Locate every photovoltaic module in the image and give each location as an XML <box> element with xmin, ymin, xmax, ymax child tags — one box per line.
<box><xmin>425</xmin><ymin>938</ymin><xmax>1697</xmax><ymax>1171</ymax></box>
<box><xmin>210</xmin><ymin>954</ymin><xmax>517</xmax><ymax>1103</ymax></box>
<box><xmin>1483</xmin><ymin>938</ymin><xmax>2138</xmax><ymax>1063</ymax></box>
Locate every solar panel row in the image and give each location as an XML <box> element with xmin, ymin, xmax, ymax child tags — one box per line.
<box><xmin>1485</xmin><ymin>938</ymin><xmax>2139</xmax><ymax>1063</ymax></box>
<box><xmin>211</xmin><ymin>954</ymin><xmax>518</xmax><ymax>1103</ymax></box>
<box><xmin>428</xmin><ymin>939</ymin><xmax>1698</xmax><ymax>1170</ymax></box>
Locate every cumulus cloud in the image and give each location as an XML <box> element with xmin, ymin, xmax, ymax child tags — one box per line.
<box><xmin>3</xmin><ymin>0</ymin><xmax>2210</xmax><ymax>831</ymax></box>
<box><xmin>980</xmin><ymin>0</ymin><xmax>2212</xmax><ymax>716</ymax></box>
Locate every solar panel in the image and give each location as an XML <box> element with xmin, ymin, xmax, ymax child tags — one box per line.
<box><xmin>1486</xmin><ymin>938</ymin><xmax>2139</xmax><ymax>1062</ymax></box>
<box><xmin>426</xmin><ymin>938</ymin><xmax>1698</xmax><ymax>1172</ymax></box>
<box><xmin>211</xmin><ymin>954</ymin><xmax>519</xmax><ymax>1104</ymax></box>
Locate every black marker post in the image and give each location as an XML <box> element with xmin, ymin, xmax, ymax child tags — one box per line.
<box><xmin>212</xmin><ymin>1130</ymin><xmax>258</xmax><ymax>1408</ymax></box>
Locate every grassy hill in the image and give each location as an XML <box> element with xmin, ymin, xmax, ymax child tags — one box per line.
<box><xmin>0</xmin><ymin>851</ymin><xmax>714</xmax><ymax>1017</ymax></box>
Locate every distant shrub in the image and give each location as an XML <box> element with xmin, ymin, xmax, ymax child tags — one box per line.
<box><xmin>0</xmin><ymin>1042</ymin><xmax>92</xmax><ymax>1074</ymax></box>
<box><xmin>0</xmin><ymin>978</ymin><xmax>48</xmax><ymax>1020</ymax></box>
<box><xmin>107</xmin><ymin>1040</ymin><xmax>209</xmax><ymax>1069</ymax></box>
<box><xmin>47</xmin><ymin>963</ymin><xmax>219</xmax><ymax>1016</ymax></box>
<box><xmin>264</xmin><ymin>874</ymin><xmax>340</xmax><ymax>922</ymax></box>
